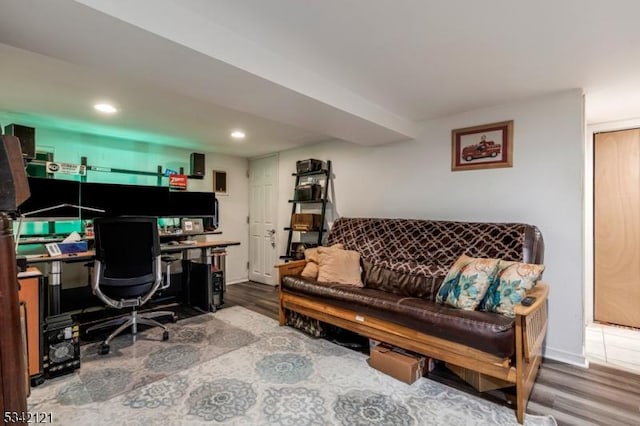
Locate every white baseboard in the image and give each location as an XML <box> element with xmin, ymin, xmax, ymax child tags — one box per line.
<box><xmin>543</xmin><ymin>347</ymin><xmax>587</xmax><ymax>367</ymax></box>
<box><xmin>226</xmin><ymin>278</ymin><xmax>248</xmax><ymax>285</ymax></box>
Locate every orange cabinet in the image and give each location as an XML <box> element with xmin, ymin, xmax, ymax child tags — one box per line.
<box><xmin>18</xmin><ymin>268</ymin><xmax>44</xmax><ymax>382</ymax></box>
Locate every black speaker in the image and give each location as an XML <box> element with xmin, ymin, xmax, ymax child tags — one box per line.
<box><xmin>4</xmin><ymin>124</ymin><xmax>35</xmax><ymax>161</ymax></box>
<box><xmin>0</xmin><ymin>135</ymin><xmax>30</xmax><ymax>212</ymax></box>
<box><xmin>190</xmin><ymin>152</ymin><xmax>205</xmax><ymax>176</ymax></box>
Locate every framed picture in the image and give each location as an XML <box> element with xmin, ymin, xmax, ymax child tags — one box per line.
<box><xmin>212</xmin><ymin>169</ymin><xmax>228</xmax><ymax>195</ymax></box>
<box><xmin>451</xmin><ymin>120</ymin><xmax>513</xmax><ymax>171</ymax></box>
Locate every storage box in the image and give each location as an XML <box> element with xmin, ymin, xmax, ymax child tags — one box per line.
<box><xmin>294</xmin><ymin>183</ymin><xmax>322</xmax><ymax>201</ymax></box>
<box><xmin>296</xmin><ymin>159</ymin><xmax>324</xmax><ymax>174</ymax></box>
<box><xmin>57</xmin><ymin>241</ymin><xmax>88</xmax><ymax>254</ymax></box>
<box><xmin>368</xmin><ymin>343</ymin><xmax>426</xmax><ymax>384</ymax></box>
<box><xmin>292</xmin><ymin>213</ymin><xmax>322</xmax><ymax>231</ymax></box>
<box><xmin>445</xmin><ymin>363</ymin><xmax>511</xmax><ymax>392</ymax></box>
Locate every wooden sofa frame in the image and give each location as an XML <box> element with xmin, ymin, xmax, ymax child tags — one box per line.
<box><xmin>276</xmin><ymin>260</ymin><xmax>548</xmax><ymax>424</ymax></box>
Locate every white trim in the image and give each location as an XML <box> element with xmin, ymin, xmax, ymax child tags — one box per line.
<box><xmin>226</xmin><ymin>278</ymin><xmax>249</xmax><ymax>285</ymax></box>
<box><xmin>544</xmin><ymin>347</ymin><xmax>587</xmax><ymax>368</ymax></box>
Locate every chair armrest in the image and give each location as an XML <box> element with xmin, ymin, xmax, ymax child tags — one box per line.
<box><xmin>514</xmin><ymin>282</ymin><xmax>549</xmax><ymax>317</ymax></box>
<box><xmin>160</xmin><ymin>256</ymin><xmax>178</xmax><ymax>289</ymax></box>
<box><xmin>275</xmin><ymin>260</ymin><xmax>307</xmax><ymax>285</ymax></box>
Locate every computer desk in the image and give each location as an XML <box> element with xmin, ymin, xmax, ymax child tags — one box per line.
<box><xmin>25</xmin><ymin>240</ymin><xmax>241</xmax><ymax>316</ymax></box>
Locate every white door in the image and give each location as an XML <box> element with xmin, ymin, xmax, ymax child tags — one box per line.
<box><xmin>249</xmin><ymin>154</ymin><xmax>278</xmax><ymax>285</ymax></box>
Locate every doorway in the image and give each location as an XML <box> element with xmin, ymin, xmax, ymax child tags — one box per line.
<box><xmin>588</xmin><ymin>127</ymin><xmax>640</xmax><ymax>373</ymax></box>
<box><xmin>594</xmin><ymin>128</ymin><xmax>640</xmax><ymax>329</ymax></box>
<box><xmin>248</xmin><ymin>154</ymin><xmax>278</xmax><ymax>285</ymax></box>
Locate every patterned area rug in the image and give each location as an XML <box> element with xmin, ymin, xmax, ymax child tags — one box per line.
<box><xmin>28</xmin><ymin>307</ymin><xmax>556</xmax><ymax>425</ymax></box>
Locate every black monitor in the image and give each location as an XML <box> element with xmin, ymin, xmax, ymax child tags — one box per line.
<box><xmin>80</xmin><ymin>182</ymin><xmax>170</xmax><ymax>219</ymax></box>
<box><xmin>166</xmin><ymin>191</ymin><xmax>217</xmax><ymax>218</ymax></box>
<box><xmin>18</xmin><ymin>177</ymin><xmax>81</xmax><ymax>219</ymax></box>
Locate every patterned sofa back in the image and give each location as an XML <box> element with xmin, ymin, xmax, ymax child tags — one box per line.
<box><xmin>326</xmin><ymin>217</ymin><xmax>544</xmax><ymax>300</ymax></box>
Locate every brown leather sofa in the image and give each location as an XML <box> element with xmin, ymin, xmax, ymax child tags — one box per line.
<box><xmin>276</xmin><ymin>217</ymin><xmax>548</xmax><ymax>424</ymax></box>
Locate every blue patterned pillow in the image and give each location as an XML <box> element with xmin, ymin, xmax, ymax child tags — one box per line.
<box><xmin>437</xmin><ymin>255</ymin><xmax>500</xmax><ymax>310</ymax></box>
<box><xmin>481</xmin><ymin>260</ymin><xmax>545</xmax><ymax>317</ymax></box>
<box><xmin>436</xmin><ymin>255</ymin><xmax>474</xmax><ymax>304</ymax></box>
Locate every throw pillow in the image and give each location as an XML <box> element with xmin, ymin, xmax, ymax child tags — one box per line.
<box><xmin>300</xmin><ymin>262</ymin><xmax>319</xmax><ymax>279</ymax></box>
<box><xmin>304</xmin><ymin>243</ymin><xmax>344</xmax><ymax>264</ymax></box>
<box><xmin>436</xmin><ymin>255</ymin><xmax>500</xmax><ymax>310</ymax></box>
<box><xmin>481</xmin><ymin>260</ymin><xmax>545</xmax><ymax>317</ymax></box>
<box><xmin>435</xmin><ymin>255</ymin><xmax>475</xmax><ymax>304</ymax></box>
<box><xmin>317</xmin><ymin>247</ymin><xmax>363</xmax><ymax>286</ymax></box>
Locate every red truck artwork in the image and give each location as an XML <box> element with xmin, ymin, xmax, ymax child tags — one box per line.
<box><xmin>461</xmin><ymin>136</ymin><xmax>501</xmax><ymax>161</ymax></box>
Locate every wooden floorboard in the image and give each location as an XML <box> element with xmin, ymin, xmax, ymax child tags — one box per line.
<box><xmin>225</xmin><ymin>281</ymin><xmax>640</xmax><ymax>426</ymax></box>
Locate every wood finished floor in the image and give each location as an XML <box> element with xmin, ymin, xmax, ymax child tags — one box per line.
<box><xmin>225</xmin><ymin>281</ymin><xmax>640</xmax><ymax>426</ymax></box>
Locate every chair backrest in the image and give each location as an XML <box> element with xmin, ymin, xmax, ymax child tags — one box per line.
<box><xmin>93</xmin><ymin>216</ymin><xmax>160</xmax><ymax>283</ymax></box>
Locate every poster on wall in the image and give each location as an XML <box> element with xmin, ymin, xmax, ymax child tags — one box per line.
<box><xmin>169</xmin><ymin>174</ymin><xmax>188</xmax><ymax>190</ymax></box>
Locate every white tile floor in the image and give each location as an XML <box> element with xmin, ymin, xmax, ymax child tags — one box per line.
<box><xmin>585</xmin><ymin>323</ymin><xmax>640</xmax><ymax>374</ymax></box>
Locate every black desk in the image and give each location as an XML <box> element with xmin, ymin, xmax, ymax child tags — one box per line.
<box><xmin>26</xmin><ymin>240</ymin><xmax>240</xmax><ymax>316</ymax></box>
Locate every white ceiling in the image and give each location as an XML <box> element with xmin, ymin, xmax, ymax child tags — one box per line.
<box><xmin>1</xmin><ymin>0</ymin><xmax>640</xmax><ymax>157</ymax></box>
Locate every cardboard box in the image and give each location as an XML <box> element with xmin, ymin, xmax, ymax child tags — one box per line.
<box><xmin>368</xmin><ymin>344</ymin><xmax>426</xmax><ymax>384</ymax></box>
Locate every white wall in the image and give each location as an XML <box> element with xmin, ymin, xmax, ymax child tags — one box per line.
<box><xmin>276</xmin><ymin>90</ymin><xmax>585</xmax><ymax>365</ymax></box>
<box><xmin>8</xmin><ymin>125</ymin><xmax>249</xmax><ymax>284</ymax></box>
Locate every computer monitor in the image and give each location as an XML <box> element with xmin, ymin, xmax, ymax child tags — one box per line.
<box><xmin>166</xmin><ymin>191</ymin><xmax>217</xmax><ymax>218</ymax></box>
<box><xmin>18</xmin><ymin>177</ymin><xmax>81</xmax><ymax>219</ymax></box>
<box><xmin>80</xmin><ymin>182</ymin><xmax>170</xmax><ymax>219</ymax></box>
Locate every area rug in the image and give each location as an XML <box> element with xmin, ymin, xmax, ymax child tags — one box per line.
<box><xmin>28</xmin><ymin>307</ymin><xmax>556</xmax><ymax>425</ymax></box>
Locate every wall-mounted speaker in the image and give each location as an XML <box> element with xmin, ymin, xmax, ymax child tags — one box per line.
<box><xmin>0</xmin><ymin>135</ymin><xmax>30</xmax><ymax>211</ymax></box>
<box><xmin>190</xmin><ymin>153</ymin><xmax>205</xmax><ymax>177</ymax></box>
<box><xmin>4</xmin><ymin>124</ymin><xmax>36</xmax><ymax>161</ymax></box>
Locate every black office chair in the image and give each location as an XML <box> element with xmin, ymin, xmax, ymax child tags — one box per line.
<box><xmin>87</xmin><ymin>216</ymin><xmax>177</xmax><ymax>355</ymax></box>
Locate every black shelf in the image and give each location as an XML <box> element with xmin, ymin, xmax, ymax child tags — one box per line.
<box><xmin>284</xmin><ymin>227</ymin><xmax>326</xmax><ymax>232</ymax></box>
<box><xmin>288</xmin><ymin>199</ymin><xmax>328</xmax><ymax>204</ymax></box>
<box><xmin>283</xmin><ymin>160</ymin><xmax>332</xmax><ymax>261</ymax></box>
<box><xmin>292</xmin><ymin>169</ymin><xmax>329</xmax><ymax>177</ymax></box>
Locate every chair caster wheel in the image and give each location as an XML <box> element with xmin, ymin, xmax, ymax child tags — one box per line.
<box><xmin>98</xmin><ymin>343</ymin><xmax>110</xmax><ymax>355</ymax></box>
<box><xmin>162</xmin><ymin>331</ymin><xmax>169</xmax><ymax>341</ymax></box>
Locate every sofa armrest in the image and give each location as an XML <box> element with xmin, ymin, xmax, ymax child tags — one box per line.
<box><xmin>275</xmin><ymin>260</ymin><xmax>307</xmax><ymax>285</ymax></box>
<box><xmin>515</xmin><ymin>281</ymin><xmax>548</xmax><ymax>365</ymax></box>
<box><xmin>513</xmin><ymin>282</ymin><xmax>549</xmax><ymax>317</ymax></box>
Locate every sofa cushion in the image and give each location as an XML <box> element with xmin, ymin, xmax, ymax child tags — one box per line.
<box><xmin>364</xmin><ymin>261</ymin><xmax>443</xmax><ymax>300</ymax></box>
<box><xmin>317</xmin><ymin>247</ymin><xmax>363</xmax><ymax>286</ymax></box>
<box><xmin>282</xmin><ymin>275</ymin><xmax>515</xmax><ymax>358</ymax></box>
<box><xmin>481</xmin><ymin>260</ymin><xmax>545</xmax><ymax>317</ymax></box>
<box><xmin>437</xmin><ymin>256</ymin><xmax>500</xmax><ymax>310</ymax></box>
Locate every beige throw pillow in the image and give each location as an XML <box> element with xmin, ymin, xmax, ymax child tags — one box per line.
<box><xmin>304</xmin><ymin>243</ymin><xmax>344</xmax><ymax>264</ymax></box>
<box><xmin>317</xmin><ymin>247</ymin><xmax>363</xmax><ymax>286</ymax></box>
<box><xmin>301</xmin><ymin>244</ymin><xmax>344</xmax><ymax>280</ymax></box>
<box><xmin>300</xmin><ymin>262</ymin><xmax>319</xmax><ymax>279</ymax></box>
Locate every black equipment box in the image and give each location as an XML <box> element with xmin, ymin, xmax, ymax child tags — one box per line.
<box><xmin>294</xmin><ymin>183</ymin><xmax>322</xmax><ymax>201</ymax></box>
<box><xmin>296</xmin><ymin>159</ymin><xmax>324</xmax><ymax>174</ymax></box>
<box><xmin>43</xmin><ymin>314</ymin><xmax>80</xmax><ymax>379</ymax></box>
<box><xmin>185</xmin><ymin>261</ymin><xmax>225</xmax><ymax>312</ymax></box>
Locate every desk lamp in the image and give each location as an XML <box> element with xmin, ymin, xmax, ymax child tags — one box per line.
<box><xmin>14</xmin><ymin>204</ymin><xmax>105</xmax><ymax>253</ymax></box>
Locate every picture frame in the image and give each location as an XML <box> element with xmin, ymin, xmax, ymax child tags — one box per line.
<box><xmin>451</xmin><ymin>120</ymin><xmax>513</xmax><ymax>171</ymax></box>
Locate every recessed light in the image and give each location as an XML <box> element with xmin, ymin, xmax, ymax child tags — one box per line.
<box><xmin>94</xmin><ymin>103</ymin><xmax>118</xmax><ymax>114</ymax></box>
<box><xmin>231</xmin><ymin>130</ymin><xmax>246</xmax><ymax>139</ymax></box>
